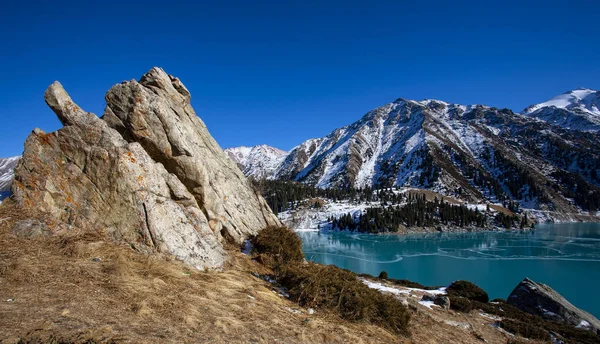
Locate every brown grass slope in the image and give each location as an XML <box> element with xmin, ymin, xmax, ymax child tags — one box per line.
<box><xmin>0</xmin><ymin>200</ymin><xmax>397</xmax><ymax>343</ymax></box>
<box><xmin>0</xmin><ymin>200</ymin><xmax>550</xmax><ymax>344</ymax></box>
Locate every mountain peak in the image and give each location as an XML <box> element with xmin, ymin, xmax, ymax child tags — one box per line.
<box><xmin>522</xmin><ymin>88</ymin><xmax>600</xmax><ymax>131</ymax></box>
<box><xmin>225</xmin><ymin>145</ymin><xmax>287</xmax><ymax>161</ymax></box>
<box><xmin>525</xmin><ymin>88</ymin><xmax>599</xmax><ymax>112</ymax></box>
<box><xmin>564</xmin><ymin>87</ymin><xmax>598</xmax><ymax>98</ymax></box>
<box><xmin>225</xmin><ymin>145</ymin><xmax>288</xmax><ymax>179</ymax></box>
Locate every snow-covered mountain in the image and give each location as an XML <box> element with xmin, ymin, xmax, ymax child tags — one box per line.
<box><xmin>0</xmin><ymin>156</ymin><xmax>20</xmax><ymax>199</ymax></box>
<box><xmin>232</xmin><ymin>89</ymin><xmax>600</xmax><ymax>217</ymax></box>
<box><xmin>224</xmin><ymin>145</ymin><xmax>287</xmax><ymax>179</ymax></box>
<box><xmin>523</xmin><ymin>88</ymin><xmax>600</xmax><ymax>131</ymax></box>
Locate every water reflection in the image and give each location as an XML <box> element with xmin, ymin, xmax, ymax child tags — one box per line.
<box><xmin>299</xmin><ymin>223</ymin><xmax>600</xmax><ymax>262</ymax></box>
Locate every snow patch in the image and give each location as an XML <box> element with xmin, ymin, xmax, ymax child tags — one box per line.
<box><xmin>361</xmin><ymin>278</ymin><xmax>447</xmax><ymax>296</ymax></box>
<box><xmin>418</xmin><ymin>300</ymin><xmax>436</xmax><ymax>309</ymax></box>
<box><xmin>576</xmin><ymin>320</ymin><xmax>591</xmax><ymax>329</ymax></box>
<box><xmin>0</xmin><ymin>156</ymin><xmax>20</xmax><ymax>193</ymax></box>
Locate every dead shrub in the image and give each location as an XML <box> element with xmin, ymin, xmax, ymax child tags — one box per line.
<box><xmin>278</xmin><ymin>263</ymin><xmax>410</xmax><ymax>335</ymax></box>
<box><xmin>390</xmin><ymin>278</ymin><xmax>440</xmax><ymax>290</ymax></box>
<box><xmin>252</xmin><ymin>225</ymin><xmax>411</xmax><ymax>335</ymax></box>
<box><xmin>448</xmin><ymin>296</ymin><xmax>473</xmax><ymax>313</ymax></box>
<box><xmin>251</xmin><ymin>226</ymin><xmax>304</xmax><ymax>267</ymax></box>
<box><xmin>446</xmin><ymin>280</ymin><xmax>488</xmax><ymax>303</ymax></box>
<box><xmin>498</xmin><ymin>319</ymin><xmax>549</xmax><ymax>341</ymax></box>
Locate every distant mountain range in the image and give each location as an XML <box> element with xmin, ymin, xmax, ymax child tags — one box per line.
<box><xmin>225</xmin><ymin>145</ymin><xmax>287</xmax><ymax>180</ymax></box>
<box><xmin>227</xmin><ymin>88</ymin><xmax>600</xmax><ymax>218</ymax></box>
<box><xmin>0</xmin><ymin>156</ymin><xmax>20</xmax><ymax>200</ymax></box>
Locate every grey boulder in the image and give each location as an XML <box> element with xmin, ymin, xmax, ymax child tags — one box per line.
<box><xmin>507</xmin><ymin>277</ymin><xmax>600</xmax><ymax>334</ymax></box>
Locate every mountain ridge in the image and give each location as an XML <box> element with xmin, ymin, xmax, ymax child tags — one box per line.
<box><xmin>229</xmin><ymin>88</ymin><xmax>600</xmax><ymax>221</ymax></box>
<box><xmin>224</xmin><ymin>145</ymin><xmax>287</xmax><ymax>180</ymax></box>
<box><xmin>0</xmin><ymin>156</ymin><xmax>20</xmax><ymax>199</ymax></box>
<box><xmin>523</xmin><ymin>88</ymin><xmax>600</xmax><ymax>131</ymax></box>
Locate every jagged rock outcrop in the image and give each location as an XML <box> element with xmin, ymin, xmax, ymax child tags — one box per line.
<box><xmin>103</xmin><ymin>67</ymin><xmax>280</xmax><ymax>243</ymax></box>
<box><xmin>508</xmin><ymin>277</ymin><xmax>600</xmax><ymax>333</ymax></box>
<box><xmin>12</xmin><ymin>67</ymin><xmax>280</xmax><ymax>269</ymax></box>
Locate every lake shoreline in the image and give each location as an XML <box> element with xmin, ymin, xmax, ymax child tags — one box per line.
<box><xmin>297</xmin><ymin>223</ymin><xmax>600</xmax><ymax>318</ymax></box>
<box><xmin>297</xmin><ymin>225</ymin><xmax>535</xmax><ymax>236</ymax></box>
<box><xmin>294</xmin><ymin>219</ymin><xmax>600</xmax><ymax>237</ymax></box>
<box><xmin>281</xmin><ymin>197</ymin><xmax>600</xmax><ymax>234</ymax></box>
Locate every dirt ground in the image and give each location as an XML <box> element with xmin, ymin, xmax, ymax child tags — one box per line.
<box><xmin>0</xmin><ymin>200</ymin><xmax>541</xmax><ymax>343</ymax></box>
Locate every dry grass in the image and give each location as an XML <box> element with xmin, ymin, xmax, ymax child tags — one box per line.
<box><xmin>0</xmin><ymin>200</ymin><xmax>399</xmax><ymax>343</ymax></box>
<box><xmin>251</xmin><ymin>225</ymin><xmax>304</xmax><ymax>268</ymax></box>
<box><xmin>277</xmin><ymin>263</ymin><xmax>411</xmax><ymax>335</ymax></box>
<box><xmin>446</xmin><ymin>280</ymin><xmax>489</xmax><ymax>303</ymax></box>
<box><xmin>489</xmin><ymin>204</ymin><xmax>516</xmax><ymax>216</ymax></box>
<box><xmin>0</xmin><ymin>200</ymin><xmax>560</xmax><ymax>344</ymax></box>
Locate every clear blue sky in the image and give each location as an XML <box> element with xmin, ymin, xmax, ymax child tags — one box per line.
<box><xmin>1</xmin><ymin>1</ymin><xmax>599</xmax><ymax>157</ymax></box>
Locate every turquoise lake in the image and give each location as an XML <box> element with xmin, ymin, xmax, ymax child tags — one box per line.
<box><xmin>297</xmin><ymin>223</ymin><xmax>600</xmax><ymax>318</ymax></box>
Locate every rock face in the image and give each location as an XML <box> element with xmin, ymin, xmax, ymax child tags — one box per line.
<box><xmin>434</xmin><ymin>295</ymin><xmax>450</xmax><ymax>310</ymax></box>
<box><xmin>12</xmin><ymin>67</ymin><xmax>280</xmax><ymax>269</ymax></box>
<box><xmin>508</xmin><ymin>278</ymin><xmax>600</xmax><ymax>333</ymax></box>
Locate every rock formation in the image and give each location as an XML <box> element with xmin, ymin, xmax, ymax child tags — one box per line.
<box><xmin>11</xmin><ymin>67</ymin><xmax>280</xmax><ymax>269</ymax></box>
<box><xmin>508</xmin><ymin>278</ymin><xmax>600</xmax><ymax>334</ymax></box>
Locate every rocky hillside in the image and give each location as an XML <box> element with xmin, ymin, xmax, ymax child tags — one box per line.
<box><xmin>1</xmin><ymin>71</ymin><xmax>596</xmax><ymax>343</ymax></box>
<box><xmin>0</xmin><ymin>200</ymin><xmax>554</xmax><ymax>344</ymax></box>
<box><xmin>11</xmin><ymin>67</ymin><xmax>280</xmax><ymax>270</ymax></box>
<box><xmin>231</xmin><ymin>90</ymin><xmax>600</xmax><ymax>220</ymax></box>
<box><xmin>225</xmin><ymin>145</ymin><xmax>287</xmax><ymax>179</ymax></box>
